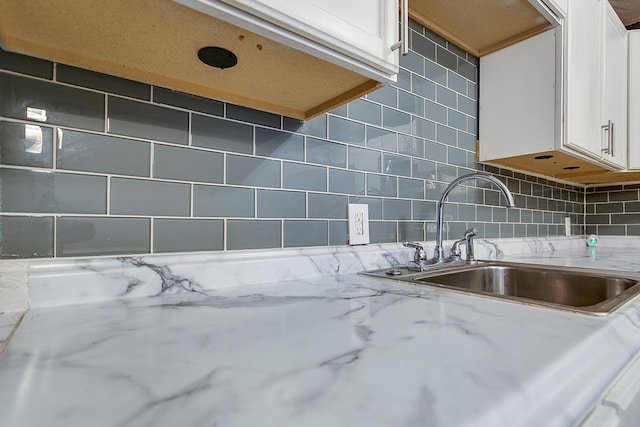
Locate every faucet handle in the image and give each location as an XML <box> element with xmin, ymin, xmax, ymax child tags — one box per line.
<box><xmin>463</xmin><ymin>228</ymin><xmax>478</xmax><ymax>262</ymax></box>
<box><xmin>402</xmin><ymin>241</ymin><xmax>427</xmax><ymax>263</ymax></box>
<box><xmin>464</xmin><ymin>228</ymin><xmax>478</xmax><ymax>239</ymax></box>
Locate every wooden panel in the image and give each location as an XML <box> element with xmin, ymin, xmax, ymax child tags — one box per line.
<box><xmin>0</xmin><ymin>0</ymin><xmax>376</xmax><ymax>120</ymax></box>
<box><xmin>485</xmin><ymin>150</ymin><xmax>640</xmax><ymax>185</ymax></box>
<box><xmin>409</xmin><ymin>0</ymin><xmax>553</xmax><ymax>57</ymax></box>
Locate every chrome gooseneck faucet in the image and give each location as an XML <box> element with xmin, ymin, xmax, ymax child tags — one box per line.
<box><xmin>433</xmin><ymin>172</ymin><xmax>515</xmax><ymax>263</ymax></box>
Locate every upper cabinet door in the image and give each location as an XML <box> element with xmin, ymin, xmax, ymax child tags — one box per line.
<box><xmin>563</xmin><ymin>0</ymin><xmax>603</xmax><ymax>159</ymax></box>
<box><xmin>600</xmin><ymin>1</ymin><xmax>628</xmax><ymax>170</ymax></box>
<box><xmin>175</xmin><ymin>0</ymin><xmax>399</xmax><ymax>82</ymax></box>
<box><xmin>220</xmin><ymin>0</ymin><xmax>399</xmax><ymax>75</ymax></box>
<box><xmin>629</xmin><ymin>31</ymin><xmax>640</xmax><ymax>170</ymax></box>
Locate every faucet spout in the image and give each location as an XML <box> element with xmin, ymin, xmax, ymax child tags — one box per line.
<box><xmin>433</xmin><ymin>172</ymin><xmax>515</xmax><ymax>262</ymax></box>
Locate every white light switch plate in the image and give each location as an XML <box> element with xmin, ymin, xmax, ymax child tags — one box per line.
<box><xmin>348</xmin><ymin>204</ymin><xmax>370</xmax><ymax>245</ymax></box>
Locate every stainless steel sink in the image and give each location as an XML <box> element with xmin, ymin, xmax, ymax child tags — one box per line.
<box><xmin>362</xmin><ymin>262</ymin><xmax>640</xmax><ymax>315</ymax></box>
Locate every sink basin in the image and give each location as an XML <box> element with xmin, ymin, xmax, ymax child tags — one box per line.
<box><xmin>362</xmin><ymin>262</ymin><xmax>640</xmax><ymax>315</ymax></box>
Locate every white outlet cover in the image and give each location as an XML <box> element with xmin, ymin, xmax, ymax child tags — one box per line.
<box><xmin>348</xmin><ymin>203</ymin><xmax>370</xmax><ymax>245</ymax></box>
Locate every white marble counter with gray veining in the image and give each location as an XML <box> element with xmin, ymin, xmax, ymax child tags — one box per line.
<box><xmin>1</xmin><ymin>237</ymin><xmax>640</xmax><ymax>427</ymax></box>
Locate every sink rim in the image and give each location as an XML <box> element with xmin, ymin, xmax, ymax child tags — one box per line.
<box><xmin>361</xmin><ymin>261</ymin><xmax>640</xmax><ymax>316</ymax></box>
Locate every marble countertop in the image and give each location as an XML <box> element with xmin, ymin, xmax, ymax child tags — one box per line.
<box><xmin>1</xmin><ymin>244</ymin><xmax>640</xmax><ymax>427</ymax></box>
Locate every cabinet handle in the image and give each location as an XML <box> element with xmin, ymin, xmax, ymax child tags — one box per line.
<box><xmin>391</xmin><ymin>0</ymin><xmax>408</xmax><ymax>56</ymax></box>
<box><xmin>601</xmin><ymin>120</ymin><xmax>613</xmax><ymax>156</ymax></box>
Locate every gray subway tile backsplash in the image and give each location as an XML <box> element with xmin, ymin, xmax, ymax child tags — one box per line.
<box><xmin>1</xmin><ymin>169</ymin><xmax>106</xmax><ymax>213</ymax></box>
<box><xmin>153</xmin><ymin>218</ymin><xmax>223</xmax><ymax>253</ymax></box>
<box><xmin>0</xmin><ymin>121</ymin><xmax>54</xmax><ymax>168</ymax></box>
<box><xmin>1</xmin><ymin>71</ymin><xmax>104</xmax><ymax>131</ymax></box>
<box><xmin>57</xmin><ymin>64</ymin><xmax>150</xmax><ymax>100</ymax></box>
<box><xmin>153</xmin><ymin>144</ymin><xmax>222</xmax><ymax>183</ymax></box>
<box><xmin>110</xmin><ymin>178</ymin><xmax>190</xmax><ymax>216</ymax></box>
<box><xmin>192</xmin><ymin>114</ymin><xmax>253</xmax><ymax>154</ymax></box>
<box><xmin>108</xmin><ymin>96</ymin><xmax>188</xmax><ymax>144</ymax></box>
<box><xmin>57</xmin><ymin>129</ymin><xmax>150</xmax><ymax>176</ymax></box>
<box><xmin>57</xmin><ymin>216</ymin><xmax>150</xmax><ymax>257</ymax></box>
<box><xmin>1</xmin><ymin>19</ymin><xmax>608</xmax><ymax>259</ymax></box>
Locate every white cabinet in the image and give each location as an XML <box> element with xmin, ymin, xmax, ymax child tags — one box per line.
<box><xmin>600</xmin><ymin>1</ymin><xmax>628</xmax><ymax>169</ymax></box>
<box><xmin>173</xmin><ymin>0</ymin><xmax>400</xmax><ymax>83</ymax></box>
<box><xmin>629</xmin><ymin>31</ymin><xmax>640</xmax><ymax>169</ymax></box>
<box><xmin>479</xmin><ymin>0</ymin><xmax>629</xmax><ymax>181</ymax></box>
<box><xmin>580</xmin><ymin>353</ymin><xmax>640</xmax><ymax>427</ymax></box>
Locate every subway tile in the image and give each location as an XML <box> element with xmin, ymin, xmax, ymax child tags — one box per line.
<box><xmin>308</xmin><ymin>193</ymin><xmax>348</xmax><ymax>219</ymax></box>
<box><xmin>283</xmin><ymin>115</ymin><xmax>327</xmax><ymax>138</ymax></box>
<box><xmin>468</xmin><ymin>117</ymin><xmax>477</xmax><ymax>134</ymax></box>
<box><xmin>348</xmin><ymin>146</ymin><xmax>381</xmax><ymax>173</ymax></box>
<box><xmin>448</xmin><ymin>109</ymin><xmax>468</xmax><ymax>131</ymax></box>
<box><xmin>398</xmin><ymin>135</ymin><xmax>424</xmax><ymax>157</ymax></box>
<box><xmin>283</xmin><ymin>162</ymin><xmax>327</xmax><ymax>192</ymax></box>
<box><xmin>306</xmin><ymin>137</ymin><xmax>347</xmax><ymax>167</ymax></box>
<box><xmin>597</xmin><ymin>225</ymin><xmax>625</xmax><ymax>235</ymax></box>
<box><xmin>458</xmin><ymin>204</ymin><xmax>475</xmax><ymax>221</ymax></box>
<box><xmin>447</xmin><ymin>222</ymin><xmax>468</xmax><ymax>240</ymax></box>
<box><xmin>348</xmin><ymin>99</ymin><xmax>382</xmax><ymax>126</ymax></box>
<box><xmin>367</xmin><ymin>174</ymin><xmax>397</xmax><ymax>197</ymax></box>
<box><xmin>447</xmin><ymin>147</ymin><xmax>467</xmax><ymax>167</ymax></box>
<box><xmin>436</xmin><ymin>46</ymin><xmax>458</xmax><ymax>72</ymax></box>
<box><xmin>458</xmin><ymin>132</ymin><xmax>476</xmax><ymax>151</ymax></box>
<box><xmin>586</xmin><ymin>214</ymin><xmax>609</xmax><ymax>225</ymax></box>
<box><xmin>526</xmin><ymin>224</ymin><xmax>538</xmax><ymax>237</ymax></box>
<box><xmin>383</xmin><ymin>199</ymin><xmax>411</xmax><ymax>220</ymax></box>
<box><xmin>328</xmin><ymin>168</ymin><xmax>365</xmax><ymax>195</ymax></box>
<box><xmin>57</xmin><ymin>217</ymin><xmax>150</xmax><ymax>256</ymax></box>
<box><xmin>383</xmin><ymin>153</ymin><xmax>411</xmax><ymax>177</ymax></box>
<box><xmin>514</xmin><ymin>224</ymin><xmax>526</xmax><ymax>237</ymax></box>
<box><xmin>0</xmin><ymin>49</ymin><xmax>53</xmax><ymax>79</ymax></box>
<box><xmin>0</xmin><ymin>169</ymin><xmax>106</xmax><ymax>213</ymax></box>
<box><xmin>532</xmin><ymin>211</ymin><xmax>543</xmax><ymax>223</ymax></box>
<box><xmin>586</xmin><ymin>192</ymin><xmax>608</xmax><ymax>203</ymax></box>
<box><xmin>437</xmin><ymin>125</ymin><xmax>458</xmax><ymax>146</ymax></box>
<box><xmin>458</xmin><ymin>95</ymin><xmax>476</xmax><ymax>116</ymax></box>
<box><xmin>227</xmin><ymin>104</ymin><xmax>280</xmax><ymax>128</ymax></box>
<box><xmin>626</xmin><ymin>202</ymin><xmax>640</xmax><ymax>212</ymax></box>
<box><xmin>329</xmin><ymin>116</ymin><xmax>365</xmax><ymax>145</ymax></box>
<box><xmin>329</xmin><ymin>104</ymin><xmax>348</xmax><ymax>117</ymax></box>
<box><xmin>409</xmin><ymin>19</ymin><xmax>424</xmax><ymax>34</ymax></box>
<box><xmin>348</xmin><ymin>196</ymin><xmax>383</xmax><ymax>220</ymax></box>
<box><xmin>493</xmin><ymin>207</ymin><xmax>507</xmax><ymax>222</ymax></box>
<box><xmin>458</xmin><ymin>59</ymin><xmax>477</xmax><ymax>81</ymax></box>
<box><xmin>257</xmin><ymin>190</ymin><xmax>306</xmax><ymax>218</ymax></box>
<box><xmin>108</xmin><ymin>96</ymin><xmax>188</xmax><ymax>144</ymax></box>
<box><xmin>226</xmin><ymin>155</ymin><xmax>281</xmax><ymax>188</ymax></box>
<box><xmin>477</xmin><ymin>206</ymin><xmax>492</xmax><ymax>221</ymax></box>
<box><xmin>57</xmin><ymin>64</ymin><xmax>150</xmax><ymax>100</ymax></box>
<box><xmin>399</xmin><ymin>178</ymin><xmax>425</xmax><ymax>199</ymax></box>
<box><xmin>424</xmin><ymin>140</ymin><xmax>447</xmax><ymax>163</ymax></box>
<box><xmin>0</xmin><ymin>216</ymin><xmax>53</xmax><ymax>258</ymax></box>
<box><xmin>413</xmin><ymin>200</ymin><xmax>436</xmax><ymax>220</ymax></box>
<box><xmin>153</xmin><ymin>219</ymin><xmax>223</xmax><ymax>253</ymax></box>
<box><xmin>412</xmin><ymin>158</ymin><xmax>436</xmax><ymax>180</ymax></box>
<box><xmin>284</xmin><ymin>221</ymin><xmax>328</xmax><ymax>247</ymax></box>
<box><xmin>192</xmin><ymin>114</ymin><xmax>253</xmax><ymax>154</ymax></box>
<box><xmin>57</xmin><ymin>129</ymin><xmax>150</xmax><ymax>176</ymax></box>
<box><xmin>448</xmin><ymin>72</ymin><xmax>467</xmax><ymax>95</ymax></box>
<box><xmin>468</xmin><ymin>82</ymin><xmax>477</xmax><ymax>100</ymax></box>
<box><xmin>329</xmin><ymin>221</ymin><xmax>348</xmax><ymax>246</ymax></box>
<box><xmin>154</xmin><ymin>145</ymin><xmax>222</xmax><ymax>183</ymax></box>
<box><xmin>400</xmin><ymin>51</ymin><xmax>424</xmax><ymax>75</ymax></box>
<box><xmin>436</xmin><ymin>164</ymin><xmax>458</xmax><ymax>182</ymax></box>
<box><xmin>425</xmin><ymin>28</ymin><xmax>447</xmax><ymax>47</ymax></box>
<box><xmin>255</xmin><ymin>128</ymin><xmax>304</xmax><ymax>161</ymax></box>
<box><xmin>425</xmin><ymin>100</ymin><xmax>448</xmax><ymax>124</ymax></box>
<box><xmin>383</xmin><ymin>108</ymin><xmax>411</xmax><ymax>133</ymax></box>
<box><xmin>226</xmin><ymin>220</ymin><xmax>282</xmax><ymax>250</ymax></box>
<box><xmin>370</xmin><ymin>221</ymin><xmax>398</xmax><ymax>243</ymax></box>
<box><xmin>412</xmin><ymin>75</ymin><xmax>436</xmax><ymax>100</ymax></box>
<box><xmin>436</xmin><ymin>86</ymin><xmax>457</xmax><ymax>109</ymax></box>
<box><xmin>367</xmin><ymin>85</ymin><xmax>398</xmax><ymax>108</ymax></box>
<box><xmin>367</xmin><ymin>127</ymin><xmax>397</xmax><ymax>152</ymax></box>
<box><xmin>153</xmin><ymin>87</ymin><xmax>224</xmax><ymax>117</ymax></box>
<box><xmin>609</xmin><ymin>190</ymin><xmax>639</xmax><ymax>202</ymax></box>
<box><xmin>398</xmin><ymin>91</ymin><xmax>424</xmax><ymax>116</ymax></box>
<box><xmin>627</xmin><ymin>225</ymin><xmax>640</xmax><ymax>235</ymax></box>
<box><xmin>193</xmin><ymin>185</ymin><xmax>254</xmax><ymax>217</ymax></box>
<box><xmin>0</xmin><ymin>121</ymin><xmax>54</xmax><ymax>168</ymax></box>
<box><xmin>595</xmin><ymin>202</ymin><xmax>623</xmax><ymax>214</ymax></box>
<box><xmin>611</xmin><ymin>213</ymin><xmax>640</xmax><ymax>225</ymax></box>
<box><xmin>411</xmin><ymin>117</ymin><xmax>435</xmax><ymax>140</ymax></box>
<box><xmin>500</xmin><ymin>223</ymin><xmax>514</xmax><ymax>238</ymax></box>
<box><xmin>0</xmin><ymin>72</ymin><xmax>104</xmax><ymax>131</ymax></box>
<box><xmin>425</xmin><ymin>61</ymin><xmax>447</xmax><ymax>85</ymax></box>
<box><xmin>399</xmin><ymin>222</ymin><xmax>424</xmax><ymax>241</ymax></box>
<box><xmin>411</xmin><ymin>33</ymin><xmax>436</xmax><ymax>60</ymax></box>
<box><xmin>111</xmin><ymin>178</ymin><xmax>190</xmax><ymax>216</ymax></box>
